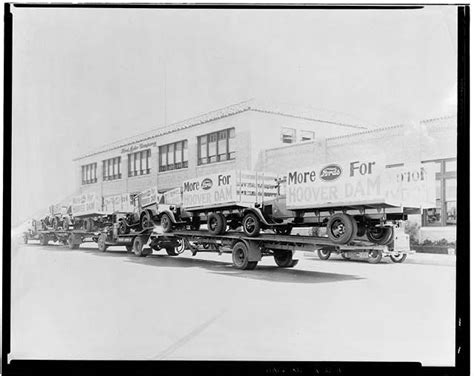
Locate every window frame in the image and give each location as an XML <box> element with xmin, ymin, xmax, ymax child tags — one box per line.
<box><xmin>159</xmin><ymin>140</ymin><xmax>189</xmax><ymax>172</ymax></box>
<box><xmin>128</xmin><ymin>149</ymin><xmax>151</xmax><ymax>177</ymax></box>
<box><xmin>81</xmin><ymin>162</ymin><xmax>97</xmax><ymax>185</ymax></box>
<box><xmin>102</xmin><ymin>157</ymin><xmax>122</xmax><ymax>181</ymax></box>
<box><xmin>197</xmin><ymin>128</ymin><xmax>235</xmax><ymax>166</ymax></box>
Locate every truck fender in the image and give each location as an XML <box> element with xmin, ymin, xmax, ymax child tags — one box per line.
<box><xmin>243</xmin><ymin>208</ymin><xmax>271</xmax><ymax>227</ymax></box>
<box><xmin>159</xmin><ymin>208</ymin><xmax>179</xmax><ymax>224</ymax></box>
<box><xmin>230</xmin><ymin>238</ymin><xmax>262</xmax><ymax>262</ymax></box>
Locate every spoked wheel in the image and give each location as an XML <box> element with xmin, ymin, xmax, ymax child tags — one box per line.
<box><xmin>141</xmin><ymin>212</ymin><xmax>153</xmax><ymax>230</ymax></box>
<box><xmin>207</xmin><ymin>213</ymin><xmax>226</xmax><ymax>235</ymax></box>
<box><xmin>274</xmin><ymin>250</ymin><xmax>298</xmax><ymax>267</ymax></box>
<box><xmin>118</xmin><ymin>219</ymin><xmax>130</xmax><ymax>235</ymax></box>
<box><xmin>366</xmin><ymin>226</ymin><xmax>394</xmax><ymax>245</ymax></box>
<box><xmin>317</xmin><ymin>248</ymin><xmax>332</xmax><ymax>260</ymax></box>
<box><xmin>232</xmin><ymin>241</ymin><xmax>257</xmax><ymax>270</ymax></box>
<box><xmin>160</xmin><ymin>213</ymin><xmax>173</xmax><ymax>233</ymax></box>
<box><xmin>97</xmin><ymin>233</ymin><xmax>108</xmax><ymax>252</ymax></box>
<box><xmin>390</xmin><ymin>253</ymin><xmax>407</xmax><ymax>263</ymax></box>
<box><xmin>327</xmin><ymin>214</ymin><xmax>355</xmax><ymax>244</ymax></box>
<box><xmin>242</xmin><ymin>213</ymin><xmax>261</xmax><ymax>237</ymax></box>
<box><xmin>367</xmin><ymin>250</ymin><xmax>383</xmax><ymax>264</ymax></box>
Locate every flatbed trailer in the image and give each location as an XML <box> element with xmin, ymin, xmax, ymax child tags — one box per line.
<box><xmin>95</xmin><ymin>224</ymin><xmax>413</xmax><ymax>268</ymax></box>
<box><xmin>23</xmin><ymin>229</ymin><xmax>100</xmax><ymax>249</ymax></box>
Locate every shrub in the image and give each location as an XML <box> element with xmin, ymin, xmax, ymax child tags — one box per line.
<box><xmin>405</xmin><ymin>221</ymin><xmax>420</xmax><ymax>245</ymax></box>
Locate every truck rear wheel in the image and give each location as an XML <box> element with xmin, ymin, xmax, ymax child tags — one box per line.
<box><xmin>317</xmin><ymin>248</ymin><xmax>332</xmax><ymax>260</ymax></box>
<box><xmin>274</xmin><ymin>250</ymin><xmax>297</xmax><ymax>267</ymax></box>
<box><xmin>390</xmin><ymin>253</ymin><xmax>407</xmax><ymax>263</ymax></box>
<box><xmin>97</xmin><ymin>233</ymin><xmax>108</xmax><ymax>252</ymax></box>
<box><xmin>327</xmin><ymin>213</ymin><xmax>355</xmax><ymax>244</ymax></box>
<box><xmin>133</xmin><ymin>236</ymin><xmax>148</xmax><ymax>257</ymax></box>
<box><xmin>160</xmin><ymin>213</ymin><xmax>173</xmax><ymax>233</ymax></box>
<box><xmin>232</xmin><ymin>241</ymin><xmax>257</xmax><ymax>270</ymax></box>
<box><xmin>207</xmin><ymin>213</ymin><xmax>226</xmax><ymax>235</ymax></box>
<box><xmin>366</xmin><ymin>226</ymin><xmax>393</xmax><ymax>245</ymax></box>
<box><xmin>242</xmin><ymin>213</ymin><xmax>261</xmax><ymax>237</ymax></box>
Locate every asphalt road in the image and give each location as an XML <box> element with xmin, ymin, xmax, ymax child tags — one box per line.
<box><xmin>9</xmin><ymin>237</ymin><xmax>455</xmax><ymax>366</ymax></box>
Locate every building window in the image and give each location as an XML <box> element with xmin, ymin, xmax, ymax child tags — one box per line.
<box><xmin>422</xmin><ymin>158</ymin><xmax>456</xmax><ymax>226</ymax></box>
<box><xmin>81</xmin><ymin>163</ymin><xmax>97</xmax><ymax>185</ymax></box>
<box><xmin>128</xmin><ymin>149</ymin><xmax>151</xmax><ymax>177</ymax></box>
<box><xmin>300</xmin><ymin>130</ymin><xmax>315</xmax><ymax>142</ymax></box>
<box><xmin>281</xmin><ymin>127</ymin><xmax>296</xmax><ymax>144</ymax></box>
<box><xmin>159</xmin><ymin>140</ymin><xmax>188</xmax><ymax>172</ymax></box>
<box><xmin>102</xmin><ymin>157</ymin><xmax>122</xmax><ymax>181</ymax></box>
<box><xmin>198</xmin><ymin>128</ymin><xmax>235</xmax><ymax>166</ymax></box>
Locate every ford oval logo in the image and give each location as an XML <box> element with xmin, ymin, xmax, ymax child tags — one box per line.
<box><xmin>201</xmin><ymin>178</ymin><xmax>213</xmax><ymax>190</ymax></box>
<box><xmin>320</xmin><ymin>164</ymin><xmax>342</xmax><ymax>181</ymax></box>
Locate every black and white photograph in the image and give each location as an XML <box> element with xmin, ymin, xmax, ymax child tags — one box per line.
<box><xmin>5</xmin><ymin>3</ymin><xmax>466</xmax><ymax>374</ymax></box>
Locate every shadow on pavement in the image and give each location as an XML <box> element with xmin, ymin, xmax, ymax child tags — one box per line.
<box><xmin>75</xmin><ymin>247</ymin><xmax>363</xmax><ymax>284</ymax></box>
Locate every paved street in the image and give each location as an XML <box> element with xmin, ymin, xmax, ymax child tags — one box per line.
<box><xmin>10</xmin><ymin>237</ymin><xmax>455</xmax><ymax>366</ymax></box>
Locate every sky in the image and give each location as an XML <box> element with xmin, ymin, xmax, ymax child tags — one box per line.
<box><xmin>10</xmin><ymin>6</ymin><xmax>458</xmax><ymax>226</ymax></box>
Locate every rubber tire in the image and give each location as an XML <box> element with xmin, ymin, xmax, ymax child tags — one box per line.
<box><xmin>327</xmin><ymin>213</ymin><xmax>355</xmax><ymax>245</ymax></box>
<box><xmin>232</xmin><ymin>241</ymin><xmax>257</xmax><ymax>270</ymax></box>
<box><xmin>207</xmin><ymin>213</ymin><xmax>226</xmax><ymax>235</ymax></box>
<box><xmin>52</xmin><ymin>217</ymin><xmax>59</xmax><ymax>230</ymax></box>
<box><xmin>133</xmin><ymin>236</ymin><xmax>148</xmax><ymax>257</ymax></box>
<box><xmin>62</xmin><ymin>216</ymin><xmax>70</xmax><ymax>231</ymax></box>
<box><xmin>274</xmin><ymin>250</ymin><xmax>295</xmax><ymax>267</ymax></box>
<box><xmin>317</xmin><ymin>248</ymin><xmax>332</xmax><ymax>260</ymax></box>
<box><xmin>367</xmin><ymin>250</ymin><xmax>383</xmax><ymax>264</ymax></box>
<box><xmin>159</xmin><ymin>213</ymin><xmax>173</xmax><ymax>233</ymax></box>
<box><xmin>341</xmin><ymin>252</ymin><xmax>351</xmax><ymax>260</ymax></box>
<box><xmin>39</xmin><ymin>234</ymin><xmax>49</xmax><ymax>246</ymax></box>
<box><xmin>275</xmin><ymin>225</ymin><xmax>292</xmax><ymax>236</ymax></box>
<box><xmin>118</xmin><ymin>219</ymin><xmax>130</xmax><ymax>235</ymax></box>
<box><xmin>165</xmin><ymin>246</ymin><xmax>180</xmax><ymax>256</ymax></box>
<box><xmin>242</xmin><ymin>213</ymin><xmax>261</xmax><ymax>237</ymax></box>
<box><xmin>97</xmin><ymin>233</ymin><xmax>108</xmax><ymax>252</ymax></box>
<box><xmin>141</xmin><ymin>212</ymin><xmax>153</xmax><ymax>230</ymax></box>
<box><xmin>125</xmin><ymin>244</ymin><xmax>133</xmax><ymax>253</ymax></box>
<box><xmin>390</xmin><ymin>253</ymin><xmax>407</xmax><ymax>263</ymax></box>
<box><xmin>67</xmin><ymin>234</ymin><xmax>79</xmax><ymax>250</ymax></box>
<box><xmin>84</xmin><ymin>218</ymin><xmax>94</xmax><ymax>233</ymax></box>
<box><xmin>366</xmin><ymin>227</ymin><xmax>394</xmax><ymax>245</ymax></box>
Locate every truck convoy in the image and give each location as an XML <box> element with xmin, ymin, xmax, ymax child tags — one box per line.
<box><xmin>23</xmin><ymin>157</ymin><xmax>436</xmax><ymax>267</ymax></box>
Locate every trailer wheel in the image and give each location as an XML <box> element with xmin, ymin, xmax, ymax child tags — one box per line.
<box><xmin>232</xmin><ymin>241</ymin><xmax>257</xmax><ymax>270</ymax></box>
<box><xmin>97</xmin><ymin>233</ymin><xmax>108</xmax><ymax>252</ymax></box>
<box><xmin>23</xmin><ymin>233</ymin><xmax>28</xmax><ymax>244</ymax></box>
<box><xmin>242</xmin><ymin>213</ymin><xmax>261</xmax><ymax>237</ymax></box>
<box><xmin>317</xmin><ymin>248</ymin><xmax>332</xmax><ymax>260</ymax></box>
<box><xmin>39</xmin><ymin>234</ymin><xmax>49</xmax><ymax>246</ymax></box>
<box><xmin>327</xmin><ymin>213</ymin><xmax>355</xmax><ymax>244</ymax></box>
<box><xmin>274</xmin><ymin>250</ymin><xmax>297</xmax><ymax>267</ymax></box>
<box><xmin>165</xmin><ymin>240</ymin><xmax>185</xmax><ymax>256</ymax></box>
<box><xmin>274</xmin><ymin>225</ymin><xmax>292</xmax><ymax>236</ymax></box>
<box><xmin>133</xmin><ymin>236</ymin><xmax>148</xmax><ymax>257</ymax></box>
<box><xmin>158</xmin><ymin>213</ymin><xmax>172</xmax><ymax>233</ymax></box>
<box><xmin>207</xmin><ymin>213</ymin><xmax>226</xmax><ymax>235</ymax></box>
<box><xmin>367</xmin><ymin>250</ymin><xmax>383</xmax><ymax>264</ymax></box>
<box><xmin>341</xmin><ymin>252</ymin><xmax>351</xmax><ymax>260</ymax></box>
<box><xmin>390</xmin><ymin>253</ymin><xmax>407</xmax><ymax>263</ymax></box>
<box><xmin>366</xmin><ymin>226</ymin><xmax>393</xmax><ymax>245</ymax></box>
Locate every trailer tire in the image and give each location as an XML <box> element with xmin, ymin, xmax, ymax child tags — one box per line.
<box><xmin>274</xmin><ymin>250</ymin><xmax>296</xmax><ymax>267</ymax></box>
<box><xmin>367</xmin><ymin>250</ymin><xmax>383</xmax><ymax>264</ymax></box>
<box><xmin>67</xmin><ymin>234</ymin><xmax>79</xmax><ymax>250</ymax></box>
<box><xmin>242</xmin><ymin>213</ymin><xmax>261</xmax><ymax>237</ymax></box>
<box><xmin>327</xmin><ymin>213</ymin><xmax>355</xmax><ymax>244</ymax></box>
<box><xmin>165</xmin><ymin>240</ymin><xmax>185</xmax><ymax>256</ymax></box>
<box><xmin>97</xmin><ymin>233</ymin><xmax>108</xmax><ymax>252</ymax></box>
<box><xmin>366</xmin><ymin>226</ymin><xmax>393</xmax><ymax>245</ymax></box>
<box><xmin>207</xmin><ymin>213</ymin><xmax>226</xmax><ymax>235</ymax></box>
<box><xmin>232</xmin><ymin>241</ymin><xmax>257</xmax><ymax>270</ymax></box>
<box><xmin>125</xmin><ymin>244</ymin><xmax>133</xmax><ymax>253</ymax></box>
<box><xmin>390</xmin><ymin>253</ymin><xmax>407</xmax><ymax>263</ymax></box>
<box><xmin>160</xmin><ymin>213</ymin><xmax>173</xmax><ymax>233</ymax></box>
<box><xmin>133</xmin><ymin>236</ymin><xmax>148</xmax><ymax>257</ymax></box>
<box><xmin>317</xmin><ymin>248</ymin><xmax>332</xmax><ymax>260</ymax></box>
<box><xmin>39</xmin><ymin>234</ymin><xmax>49</xmax><ymax>246</ymax></box>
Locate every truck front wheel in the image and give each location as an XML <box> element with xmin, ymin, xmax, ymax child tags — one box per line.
<box><xmin>118</xmin><ymin>219</ymin><xmax>130</xmax><ymax>235</ymax></box>
<box><xmin>327</xmin><ymin>213</ymin><xmax>355</xmax><ymax>244</ymax></box>
<box><xmin>242</xmin><ymin>213</ymin><xmax>261</xmax><ymax>237</ymax></box>
<box><xmin>232</xmin><ymin>241</ymin><xmax>257</xmax><ymax>270</ymax></box>
<box><xmin>160</xmin><ymin>213</ymin><xmax>173</xmax><ymax>233</ymax></box>
<box><xmin>141</xmin><ymin>212</ymin><xmax>153</xmax><ymax>230</ymax></box>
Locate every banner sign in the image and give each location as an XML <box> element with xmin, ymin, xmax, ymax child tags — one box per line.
<box><xmin>163</xmin><ymin>187</ymin><xmax>183</xmax><ymax>205</ymax></box>
<box><xmin>138</xmin><ymin>186</ymin><xmax>163</xmax><ymax>208</ymax></box>
<box><xmin>71</xmin><ymin>193</ymin><xmax>102</xmax><ymax>216</ymax></box>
